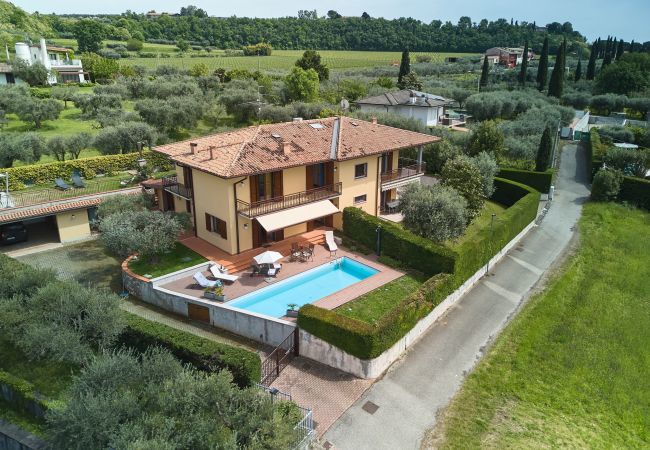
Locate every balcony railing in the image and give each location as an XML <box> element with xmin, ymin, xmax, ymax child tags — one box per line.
<box><xmin>50</xmin><ymin>59</ymin><xmax>82</xmax><ymax>67</ymax></box>
<box><xmin>162</xmin><ymin>175</ymin><xmax>193</xmax><ymax>200</ymax></box>
<box><xmin>381</xmin><ymin>158</ymin><xmax>426</xmax><ymax>184</ymax></box>
<box><xmin>237</xmin><ymin>182</ymin><xmax>342</xmax><ymax>218</ymax></box>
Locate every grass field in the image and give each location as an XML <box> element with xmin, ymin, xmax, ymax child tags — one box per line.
<box><xmin>430</xmin><ymin>202</ymin><xmax>650</xmax><ymax>448</ymax></box>
<box><xmin>128</xmin><ymin>242</ymin><xmax>207</xmax><ymax>278</ymax></box>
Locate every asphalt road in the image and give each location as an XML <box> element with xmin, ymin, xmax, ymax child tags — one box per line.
<box><xmin>323</xmin><ymin>143</ymin><xmax>590</xmax><ymax>449</ymax></box>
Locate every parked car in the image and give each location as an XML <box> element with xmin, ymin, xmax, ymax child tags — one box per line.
<box><xmin>0</xmin><ymin>222</ymin><xmax>27</xmax><ymax>246</ymax></box>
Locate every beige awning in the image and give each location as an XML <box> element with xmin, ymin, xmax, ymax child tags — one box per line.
<box><xmin>256</xmin><ymin>200</ymin><xmax>339</xmax><ymax>232</ymax></box>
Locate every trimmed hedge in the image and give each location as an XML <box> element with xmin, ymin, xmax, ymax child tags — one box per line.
<box><xmin>618</xmin><ymin>176</ymin><xmax>650</xmax><ymax>210</ymax></box>
<box><xmin>342</xmin><ymin>207</ymin><xmax>457</xmax><ymax>276</ymax></box>
<box><xmin>299</xmin><ymin>178</ymin><xmax>540</xmax><ymax>359</ymax></box>
<box><xmin>498</xmin><ymin>168</ymin><xmax>553</xmax><ymax>193</ymax></box>
<box><xmin>588</xmin><ymin>129</ymin><xmax>607</xmax><ymax>181</ymax></box>
<box><xmin>0</xmin><ymin>371</ymin><xmax>50</xmax><ymax>419</ymax></box>
<box><xmin>117</xmin><ymin>313</ymin><xmax>261</xmax><ymax>387</ymax></box>
<box><xmin>5</xmin><ymin>151</ymin><xmax>172</xmax><ymax>190</ymax></box>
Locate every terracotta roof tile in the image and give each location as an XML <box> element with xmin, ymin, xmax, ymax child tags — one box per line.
<box><xmin>153</xmin><ymin>117</ymin><xmax>440</xmax><ymax>178</ymax></box>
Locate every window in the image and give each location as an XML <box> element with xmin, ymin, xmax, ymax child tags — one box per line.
<box><xmin>354</xmin><ymin>194</ymin><xmax>367</xmax><ymax>205</ymax></box>
<box><xmin>205</xmin><ymin>213</ymin><xmax>227</xmax><ymax>239</ymax></box>
<box><xmin>354</xmin><ymin>163</ymin><xmax>368</xmax><ymax>179</ymax></box>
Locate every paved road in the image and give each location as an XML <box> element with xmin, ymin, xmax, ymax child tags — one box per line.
<box><xmin>324</xmin><ymin>143</ymin><xmax>590</xmax><ymax>449</ymax></box>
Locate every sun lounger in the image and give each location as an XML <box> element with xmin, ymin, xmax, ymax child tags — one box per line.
<box><xmin>55</xmin><ymin>178</ymin><xmax>71</xmax><ymax>191</ymax></box>
<box><xmin>71</xmin><ymin>173</ymin><xmax>86</xmax><ymax>188</ymax></box>
<box><xmin>325</xmin><ymin>230</ymin><xmax>338</xmax><ymax>256</ymax></box>
<box><xmin>193</xmin><ymin>272</ymin><xmax>221</xmax><ymax>288</ymax></box>
<box><xmin>209</xmin><ymin>264</ymin><xmax>239</xmax><ymax>283</ymax></box>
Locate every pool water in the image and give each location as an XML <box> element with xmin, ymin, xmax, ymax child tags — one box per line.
<box><xmin>228</xmin><ymin>257</ymin><xmax>378</xmax><ymax>318</ymax></box>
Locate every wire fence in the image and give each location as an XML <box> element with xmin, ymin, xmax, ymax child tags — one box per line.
<box><xmin>256</xmin><ymin>384</ymin><xmax>315</xmax><ymax>449</ymax></box>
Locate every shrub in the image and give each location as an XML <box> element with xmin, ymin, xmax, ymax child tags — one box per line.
<box><xmin>117</xmin><ymin>313</ymin><xmax>261</xmax><ymax>387</ymax></box>
<box><xmin>618</xmin><ymin>176</ymin><xmax>650</xmax><ymax>210</ymax></box>
<box><xmin>342</xmin><ymin>207</ymin><xmax>456</xmax><ymax>276</ymax></box>
<box><xmin>604</xmin><ymin>147</ymin><xmax>649</xmax><ymax>178</ymax></box>
<box><xmin>471</xmin><ymin>151</ymin><xmax>499</xmax><ymax>197</ymax></box>
<box><xmin>126</xmin><ymin>38</ymin><xmax>143</xmax><ymax>51</ymax></box>
<box><xmin>93</xmin><ymin>122</ymin><xmax>157</xmax><ymax>155</ymax></box>
<box><xmin>468</xmin><ymin>120</ymin><xmax>505</xmax><ymax>157</ymax></box>
<box><xmin>441</xmin><ymin>156</ymin><xmax>485</xmax><ymax>220</ymax></box>
<box><xmin>597</xmin><ymin>125</ymin><xmax>634</xmax><ymax>144</ymax></box>
<box><xmin>0</xmin><ymin>254</ymin><xmax>56</xmax><ymax>298</ymax></box>
<box><xmin>242</xmin><ymin>42</ymin><xmax>273</xmax><ymax>56</ymax></box>
<box><xmin>400</xmin><ymin>183</ymin><xmax>468</xmax><ymax>242</ymax></box>
<box><xmin>591</xmin><ymin>168</ymin><xmax>623</xmax><ymax>201</ymax></box>
<box><xmin>497</xmin><ymin>168</ymin><xmax>553</xmax><ymax>193</ymax></box>
<box><xmin>0</xmin><ymin>370</ymin><xmax>50</xmax><ymax>418</ymax></box>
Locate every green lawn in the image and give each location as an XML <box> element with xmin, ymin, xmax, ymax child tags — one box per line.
<box><xmin>336</xmin><ymin>274</ymin><xmax>426</xmax><ymax>324</ymax></box>
<box><xmin>128</xmin><ymin>242</ymin><xmax>207</xmax><ymax>278</ymax></box>
<box><xmin>431</xmin><ymin>203</ymin><xmax>650</xmax><ymax>448</ymax></box>
<box><xmin>446</xmin><ymin>200</ymin><xmax>507</xmax><ymax>249</ymax></box>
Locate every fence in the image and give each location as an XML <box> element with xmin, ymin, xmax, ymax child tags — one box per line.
<box><xmin>260</xmin><ymin>329</ymin><xmax>299</xmax><ymax>387</ymax></box>
<box><xmin>256</xmin><ymin>385</ymin><xmax>315</xmax><ymax>450</ymax></box>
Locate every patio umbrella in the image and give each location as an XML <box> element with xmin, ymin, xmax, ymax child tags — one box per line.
<box><xmin>253</xmin><ymin>250</ymin><xmax>283</xmax><ymax>265</ymax></box>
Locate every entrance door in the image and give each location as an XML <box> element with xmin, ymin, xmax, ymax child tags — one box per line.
<box><xmin>188</xmin><ymin>303</ymin><xmax>210</xmax><ymax>323</ymax></box>
<box><xmin>252</xmin><ymin>221</ymin><xmax>284</xmax><ymax>248</ymax></box>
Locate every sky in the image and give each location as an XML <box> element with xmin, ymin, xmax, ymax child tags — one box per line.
<box><xmin>15</xmin><ymin>0</ymin><xmax>650</xmax><ymax>42</ymax></box>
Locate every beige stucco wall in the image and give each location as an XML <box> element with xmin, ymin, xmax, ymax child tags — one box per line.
<box><xmin>283</xmin><ymin>166</ymin><xmax>306</xmax><ymax>195</ymax></box>
<box><xmin>55</xmin><ymin>209</ymin><xmax>91</xmax><ymax>243</ymax></box>
<box><xmin>336</xmin><ymin>155</ymin><xmax>381</xmax><ymax>220</ymax></box>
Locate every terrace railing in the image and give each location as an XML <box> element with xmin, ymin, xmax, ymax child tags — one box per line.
<box><xmin>381</xmin><ymin>158</ymin><xmax>426</xmax><ymax>185</ymax></box>
<box><xmin>162</xmin><ymin>175</ymin><xmax>193</xmax><ymax>200</ymax></box>
<box><xmin>260</xmin><ymin>329</ymin><xmax>298</xmax><ymax>387</ymax></box>
<box><xmin>237</xmin><ymin>182</ymin><xmax>342</xmax><ymax>218</ymax></box>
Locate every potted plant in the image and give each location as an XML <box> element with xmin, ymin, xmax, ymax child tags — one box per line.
<box><xmin>203</xmin><ymin>285</ymin><xmax>225</xmax><ymax>302</ymax></box>
<box><xmin>286</xmin><ymin>303</ymin><xmax>299</xmax><ymax>318</ymax></box>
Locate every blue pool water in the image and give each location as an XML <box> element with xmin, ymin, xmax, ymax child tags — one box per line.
<box><xmin>228</xmin><ymin>257</ymin><xmax>378</xmax><ymax>318</ymax></box>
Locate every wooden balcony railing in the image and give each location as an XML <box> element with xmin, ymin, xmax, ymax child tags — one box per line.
<box><xmin>381</xmin><ymin>158</ymin><xmax>426</xmax><ymax>184</ymax></box>
<box><xmin>237</xmin><ymin>182</ymin><xmax>342</xmax><ymax>218</ymax></box>
<box><xmin>162</xmin><ymin>175</ymin><xmax>192</xmax><ymax>200</ymax></box>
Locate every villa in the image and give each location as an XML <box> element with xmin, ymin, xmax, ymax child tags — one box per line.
<box><xmin>152</xmin><ymin>116</ymin><xmax>439</xmax><ymax>258</ymax></box>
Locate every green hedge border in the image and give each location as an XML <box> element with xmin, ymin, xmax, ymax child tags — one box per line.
<box><xmin>0</xmin><ymin>371</ymin><xmax>50</xmax><ymax>420</ymax></box>
<box><xmin>618</xmin><ymin>176</ymin><xmax>650</xmax><ymax>210</ymax></box>
<box><xmin>298</xmin><ymin>178</ymin><xmax>540</xmax><ymax>359</ymax></box>
<box><xmin>498</xmin><ymin>168</ymin><xmax>553</xmax><ymax>193</ymax></box>
<box><xmin>117</xmin><ymin>313</ymin><xmax>261</xmax><ymax>387</ymax></box>
<box><xmin>5</xmin><ymin>151</ymin><xmax>172</xmax><ymax>190</ymax></box>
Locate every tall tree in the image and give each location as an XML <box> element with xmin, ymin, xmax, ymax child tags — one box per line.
<box><xmin>602</xmin><ymin>48</ymin><xmax>612</xmax><ymax>69</ymax></box>
<box><xmin>397</xmin><ymin>49</ymin><xmax>411</xmax><ymax>88</ymax></box>
<box><xmin>535</xmin><ymin>127</ymin><xmax>552</xmax><ymax>171</ymax></box>
<box><xmin>574</xmin><ymin>58</ymin><xmax>582</xmax><ymax>82</ymax></box>
<box><xmin>74</xmin><ymin>19</ymin><xmax>105</xmax><ymax>53</ymax></box>
<box><xmin>295</xmin><ymin>50</ymin><xmax>329</xmax><ymax>81</ymax></box>
<box><xmin>479</xmin><ymin>55</ymin><xmax>489</xmax><ymax>91</ymax></box>
<box><xmin>615</xmin><ymin>39</ymin><xmax>625</xmax><ymax>60</ymax></box>
<box><xmin>548</xmin><ymin>39</ymin><xmax>566</xmax><ymax>98</ymax></box>
<box><xmin>586</xmin><ymin>41</ymin><xmax>598</xmax><ymax>80</ymax></box>
<box><xmin>536</xmin><ymin>36</ymin><xmax>549</xmax><ymax>91</ymax></box>
<box><xmin>629</xmin><ymin>39</ymin><xmax>635</xmax><ymax>53</ymax></box>
<box><xmin>518</xmin><ymin>40</ymin><xmax>529</xmax><ymax>85</ymax></box>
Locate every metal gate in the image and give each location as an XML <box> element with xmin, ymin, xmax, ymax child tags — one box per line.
<box><xmin>260</xmin><ymin>329</ymin><xmax>299</xmax><ymax>387</ymax></box>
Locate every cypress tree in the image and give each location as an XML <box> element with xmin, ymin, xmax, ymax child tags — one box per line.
<box><xmin>479</xmin><ymin>55</ymin><xmax>489</xmax><ymax>91</ymax></box>
<box><xmin>615</xmin><ymin>39</ymin><xmax>625</xmax><ymax>60</ymax></box>
<box><xmin>602</xmin><ymin>48</ymin><xmax>612</xmax><ymax>69</ymax></box>
<box><xmin>518</xmin><ymin>40</ymin><xmax>529</xmax><ymax>85</ymax></box>
<box><xmin>536</xmin><ymin>36</ymin><xmax>549</xmax><ymax>91</ymax></box>
<box><xmin>629</xmin><ymin>39</ymin><xmax>635</xmax><ymax>53</ymax></box>
<box><xmin>548</xmin><ymin>39</ymin><xmax>566</xmax><ymax>98</ymax></box>
<box><xmin>535</xmin><ymin>127</ymin><xmax>552</xmax><ymax>172</ymax></box>
<box><xmin>603</xmin><ymin>36</ymin><xmax>611</xmax><ymax>59</ymax></box>
<box><xmin>574</xmin><ymin>58</ymin><xmax>582</xmax><ymax>82</ymax></box>
<box><xmin>397</xmin><ymin>49</ymin><xmax>411</xmax><ymax>88</ymax></box>
<box><xmin>586</xmin><ymin>41</ymin><xmax>598</xmax><ymax>80</ymax></box>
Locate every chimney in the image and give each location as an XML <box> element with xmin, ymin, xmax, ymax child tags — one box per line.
<box><xmin>40</xmin><ymin>38</ymin><xmax>49</xmax><ymax>67</ymax></box>
<box><xmin>190</xmin><ymin>142</ymin><xmax>197</xmax><ymax>155</ymax></box>
<box><xmin>281</xmin><ymin>140</ymin><xmax>291</xmax><ymax>154</ymax></box>
<box><xmin>371</xmin><ymin>116</ymin><xmax>378</xmax><ymax>125</ymax></box>
<box><xmin>208</xmin><ymin>145</ymin><xmax>215</xmax><ymax>159</ymax></box>
<box><xmin>293</xmin><ymin>117</ymin><xmax>303</xmax><ymax>122</ymax></box>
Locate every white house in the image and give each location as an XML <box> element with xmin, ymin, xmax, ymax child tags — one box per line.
<box><xmin>355</xmin><ymin>90</ymin><xmax>454</xmax><ymax>128</ymax></box>
<box><xmin>8</xmin><ymin>38</ymin><xmax>86</xmax><ymax>85</ymax></box>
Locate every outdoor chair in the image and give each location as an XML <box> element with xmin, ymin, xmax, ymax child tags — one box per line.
<box><xmin>301</xmin><ymin>243</ymin><xmax>315</xmax><ymax>262</ymax></box>
<box><xmin>325</xmin><ymin>230</ymin><xmax>338</xmax><ymax>257</ymax></box>
<box><xmin>290</xmin><ymin>242</ymin><xmax>302</xmax><ymax>261</ymax></box>
<box><xmin>209</xmin><ymin>264</ymin><xmax>239</xmax><ymax>283</ymax></box>
<box><xmin>55</xmin><ymin>178</ymin><xmax>71</xmax><ymax>191</ymax></box>
<box><xmin>71</xmin><ymin>173</ymin><xmax>86</xmax><ymax>188</ymax></box>
<box><xmin>193</xmin><ymin>271</ymin><xmax>222</xmax><ymax>288</ymax></box>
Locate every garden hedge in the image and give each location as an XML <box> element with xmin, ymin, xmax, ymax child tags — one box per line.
<box><xmin>618</xmin><ymin>176</ymin><xmax>650</xmax><ymax>210</ymax></box>
<box><xmin>342</xmin><ymin>207</ymin><xmax>456</xmax><ymax>276</ymax></box>
<box><xmin>0</xmin><ymin>370</ymin><xmax>50</xmax><ymax>419</ymax></box>
<box><xmin>588</xmin><ymin>129</ymin><xmax>608</xmax><ymax>181</ymax></box>
<box><xmin>117</xmin><ymin>313</ymin><xmax>261</xmax><ymax>387</ymax></box>
<box><xmin>4</xmin><ymin>151</ymin><xmax>172</xmax><ymax>190</ymax></box>
<box><xmin>299</xmin><ymin>178</ymin><xmax>540</xmax><ymax>359</ymax></box>
<box><xmin>497</xmin><ymin>168</ymin><xmax>553</xmax><ymax>193</ymax></box>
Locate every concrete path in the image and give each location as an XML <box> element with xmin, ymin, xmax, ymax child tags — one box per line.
<box><xmin>323</xmin><ymin>144</ymin><xmax>590</xmax><ymax>449</ymax></box>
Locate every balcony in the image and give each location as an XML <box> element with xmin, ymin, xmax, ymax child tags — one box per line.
<box><xmin>381</xmin><ymin>158</ymin><xmax>426</xmax><ymax>190</ymax></box>
<box><xmin>162</xmin><ymin>175</ymin><xmax>193</xmax><ymax>200</ymax></box>
<box><xmin>237</xmin><ymin>182</ymin><xmax>342</xmax><ymax>218</ymax></box>
<box><xmin>50</xmin><ymin>59</ymin><xmax>82</xmax><ymax>68</ymax></box>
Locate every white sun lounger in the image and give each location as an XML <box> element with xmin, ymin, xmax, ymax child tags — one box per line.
<box><xmin>209</xmin><ymin>264</ymin><xmax>239</xmax><ymax>283</ymax></box>
<box><xmin>193</xmin><ymin>272</ymin><xmax>221</xmax><ymax>288</ymax></box>
<box><xmin>325</xmin><ymin>230</ymin><xmax>338</xmax><ymax>256</ymax></box>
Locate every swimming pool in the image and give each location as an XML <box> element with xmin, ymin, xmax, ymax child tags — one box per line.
<box><xmin>228</xmin><ymin>257</ymin><xmax>378</xmax><ymax>318</ymax></box>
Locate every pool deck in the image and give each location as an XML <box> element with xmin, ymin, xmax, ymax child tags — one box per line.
<box><xmin>158</xmin><ymin>244</ymin><xmax>403</xmax><ymax>317</ymax></box>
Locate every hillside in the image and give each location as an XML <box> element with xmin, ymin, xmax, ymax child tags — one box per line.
<box><xmin>0</xmin><ymin>0</ymin><xmax>52</xmax><ymax>42</ymax></box>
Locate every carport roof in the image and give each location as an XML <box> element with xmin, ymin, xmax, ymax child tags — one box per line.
<box><xmin>0</xmin><ymin>198</ymin><xmax>102</xmax><ymax>224</ymax></box>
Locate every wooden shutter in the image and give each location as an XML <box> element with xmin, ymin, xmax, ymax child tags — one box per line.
<box><xmin>250</xmin><ymin>175</ymin><xmax>258</xmax><ymax>202</ymax></box>
<box><xmin>205</xmin><ymin>213</ymin><xmax>212</xmax><ymax>232</ymax></box>
<box><xmin>324</xmin><ymin>162</ymin><xmax>334</xmax><ymax>186</ymax></box>
<box><xmin>386</xmin><ymin>152</ymin><xmax>393</xmax><ymax>172</ymax></box>
<box><xmin>272</xmin><ymin>171</ymin><xmax>283</xmax><ymax>198</ymax></box>
<box><xmin>306</xmin><ymin>164</ymin><xmax>314</xmax><ymax>190</ymax></box>
<box><xmin>217</xmin><ymin>219</ymin><xmax>227</xmax><ymax>240</ymax></box>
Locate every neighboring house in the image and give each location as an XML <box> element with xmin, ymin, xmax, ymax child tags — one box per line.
<box><xmin>484</xmin><ymin>47</ymin><xmax>534</xmax><ymax>68</ymax></box>
<box><xmin>12</xmin><ymin>38</ymin><xmax>86</xmax><ymax>85</ymax></box>
<box><xmin>0</xmin><ymin>63</ymin><xmax>15</xmax><ymax>85</ymax></box>
<box><xmin>153</xmin><ymin>116</ymin><xmax>439</xmax><ymax>255</ymax></box>
<box><xmin>355</xmin><ymin>90</ymin><xmax>454</xmax><ymax>128</ymax></box>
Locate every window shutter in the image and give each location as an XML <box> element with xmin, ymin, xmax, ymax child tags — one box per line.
<box><xmin>218</xmin><ymin>220</ymin><xmax>227</xmax><ymax>239</ymax></box>
<box><xmin>205</xmin><ymin>213</ymin><xmax>212</xmax><ymax>232</ymax></box>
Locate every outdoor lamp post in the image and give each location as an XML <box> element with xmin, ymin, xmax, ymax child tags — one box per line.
<box><xmin>486</xmin><ymin>213</ymin><xmax>497</xmax><ymax>274</ymax></box>
<box><xmin>0</xmin><ymin>172</ymin><xmax>8</xmax><ymax>195</ymax></box>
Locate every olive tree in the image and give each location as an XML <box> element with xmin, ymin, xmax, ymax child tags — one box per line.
<box><xmin>471</xmin><ymin>151</ymin><xmax>498</xmax><ymax>197</ymax></box>
<box><xmin>14</xmin><ymin>96</ymin><xmax>63</xmax><ymax>129</ymax></box>
<box><xmin>51</xmin><ymin>85</ymin><xmax>79</xmax><ymax>109</ymax></box>
<box><xmin>441</xmin><ymin>155</ymin><xmax>485</xmax><ymax>221</ymax></box>
<box><xmin>400</xmin><ymin>183</ymin><xmax>468</xmax><ymax>242</ymax></box>
<box><xmin>94</xmin><ymin>122</ymin><xmax>157</xmax><ymax>155</ymax></box>
<box><xmin>0</xmin><ymin>133</ymin><xmax>46</xmax><ymax>168</ymax></box>
<box><xmin>604</xmin><ymin>147</ymin><xmax>649</xmax><ymax>178</ymax></box>
<box><xmin>47</xmin><ymin>132</ymin><xmax>92</xmax><ymax>162</ymax></box>
<box><xmin>468</xmin><ymin>120</ymin><xmax>505</xmax><ymax>157</ymax></box>
<box><xmin>591</xmin><ymin>168</ymin><xmax>623</xmax><ymax>201</ymax></box>
<box><xmin>12</xmin><ymin>60</ymin><xmax>49</xmax><ymax>86</ymax></box>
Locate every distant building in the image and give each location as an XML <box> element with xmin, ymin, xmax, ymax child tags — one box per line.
<box><xmin>9</xmin><ymin>38</ymin><xmax>87</xmax><ymax>85</ymax></box>
<box><xmin>0</xmin><ymin>63</ymin><xmax>14</xmax><ymax>85</ymax></box>
<box><xmin>484</xmin><ymin>47</ymin><xmax>534</xmax><ymax>68</ymax></box>
<box><xmin>355</xmin><ymin>90</ymin><xmax>454</xmax><ymax>128</ymax></box>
